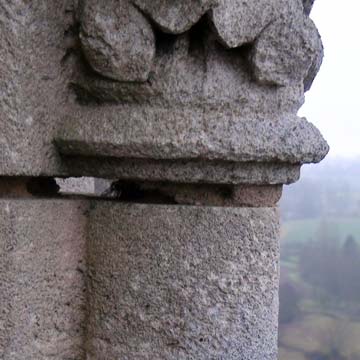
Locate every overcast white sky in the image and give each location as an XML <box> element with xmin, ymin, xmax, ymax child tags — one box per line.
<box><xmin>299</xmin><ymin>0</ymin><xmax>360</xmax><ymax>157</ymax></box>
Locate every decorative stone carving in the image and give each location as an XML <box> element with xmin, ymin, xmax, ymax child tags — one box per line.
<box><xmin>0</xmin><ymin>0</ymin><xmax>327</xmax><ymax>177</ymax></box>
<box><xmin>79</xmin><ymin>0</ymin><xmax>155</xmax><ymax>81</ymax></box>
<box><xmin>132</xmin><ymin>0</ymin><xmax>218</xmax><ymax>34</ymax></box>
<box><xmin>251</xmin><ymin>15</ymin><xmax>323</xmax><ymax>87</ymax></box>
<box><xmin>59</xmin><ymin>0</ymin><xmax>327</xmax><ymax>183</ymax></box>
<box><xmin>209</xmin><ymin>0</ymin><xmax>302</xmax><ymax>48</ymax></box>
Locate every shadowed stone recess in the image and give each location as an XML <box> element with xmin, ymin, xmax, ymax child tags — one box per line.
<box><xmin>0</xmin><ymin>200</ymin><xmax>88</xmax><ymax>360</ymax></box>
<box><xmin>86</xmin><ymin>203</ymin><xmax>280</xmax><ymax>359</ymax></box>
<box><xmin>102</xmin><ymin>181</ymin><xmax>283</xmax><ymax>207</ymax></box>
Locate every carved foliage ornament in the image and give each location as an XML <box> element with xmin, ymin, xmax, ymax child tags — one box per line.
<box><xmin>78</xmin><ymin>0</ymin><xmax>323</xmax><ymax>95</ymax></box>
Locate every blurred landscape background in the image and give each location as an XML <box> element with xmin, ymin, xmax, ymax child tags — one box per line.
<box><xmin>279</xmin><ymin>156</ymin><xmax>360</xmax><ymax>360</ymax></box>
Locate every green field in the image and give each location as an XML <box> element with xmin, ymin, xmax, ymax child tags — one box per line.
<box><xmin>281</xmin><ymin>217</ymin><xmax>360</xmax><ymax>245</ymax></box>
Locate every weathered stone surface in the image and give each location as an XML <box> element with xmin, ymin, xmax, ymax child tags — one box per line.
<box><xmin>56</xmin><ymin>107</ymin><xmax>329</xmax><ymax>165</ymax></box>
<box><xmin>0</xmin><ymin>200</ymin><xmax>88</xmax><ymax>359</ymax></box>
<box><xmin>232</xmin><ymin>185</ymin><xmax>283</xmax><ymax>207</ymax></box>
<box><xmin>56</xmin><ymin>177</ymin><xmax>95</xmax><ymax>194</ymax></box>
<box><xmin>86</xmin><ymin>203</ymin><xmax>280</xmax><ymax>359</ymax></box>
<box><xmin>74</xmin><ymin>32</ymin><xmax>304</xmax><ymax>112</ymax></box>
<box><xmin>209</xmin><ymin>0</ymin><xmax>303</xmax><ymax>48</ymax></box>
<box><xmin>80</xmin><ymin>0</ymin><xmax>155</xmax><ymax>81</ymax></box>
<box><xmin>0</xmin><ymin>0</ymin><xmax>327</xmax><ymax>179</ymax></box>
<box><xmin>303</xmin><ymin>0</ymin><xmax>316</xmax><ymax>15</ymax></box>
<box><xmin>251</xmin><ymin>15</ymin><xmax>323</xmax><ymax>88</ymax></box>
<box><xmin>303</xmin><ymin>23</ymin><xmax>324</xmax><ymax>91</ymax></box>
<box><xmin>132</xmin><ymin>0</ymin><xmax>217</xmax><ymax>34</ymax></box>
<box><xmin>0</xmin><ymin>1</ymin><xmax>77</xmax><ymax>176</ymax></box>
<box><xmin>62</xmin><ymin>157</ymin><xmax>302</xmax><ymax>185</ymax></box>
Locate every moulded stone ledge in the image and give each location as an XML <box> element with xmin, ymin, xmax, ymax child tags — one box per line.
<box><xmin>55</xmin><ymin>104</ymin><xmax>328</xmax><ymax>184</ymax></box>
<box><xmin>60</xmin><ymin>157</ymin><xmax>300</xmax><ymax>185</ymax></box>
<box><xmin>56</xmin><ymin>107</ymin><xmax>328</xmax><ymax>164</ymax></box>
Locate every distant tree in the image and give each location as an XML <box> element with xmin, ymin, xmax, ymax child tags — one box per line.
<box><xmin>299</xmin><ymin>229</ymin><xmax>360</xmax><ymax>304</ymax></box>
<box><xmin>279</xmin><ymin>283</ymin><xmax>300</xmax><ymax>324</ymax></box>
<box><xmin>343</xmin><ymin>235</ymin><xmax>358</xmax><ymax>257</ymax></box>
<box><xmin>340</xmin><ymin>235</ymin><xmax>360</xmax><ymax>301</ymax></box>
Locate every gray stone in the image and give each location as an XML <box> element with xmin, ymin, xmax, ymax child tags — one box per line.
<box><xmin>86</xmin><ymin>202</ymin><xmax>280</xmax><ymax>359</ymax></box>
<box><xmin>80</xmin><ymin>0</ymin><xmax>155</xmax><ymax>81</ymax></box>
<box><xmin>56</xmin><ymin>176</ymin><xmax>95</xmax><ymax>194</ymax></box>
<box><xmin>0</xmin><ymin>1</ymin><xmax>71</xmax><ymax>177</ymax></box>
<box><xmin>303</xmin><ymin>0</ymin><xmax>316</xmax><ymax>15</ymax></box>
<box><xmin>0</xmin><ymin>0</ymin><xmax>327</xmax><ymax>179</ymax></box>
<box><xmin>304</xmin><ymin>24</ymin><xmax>324</xmax><ymax>91</ymax></box>
<box><xmin>131</xmin><ymin>0</ymin><xmax>217</xmax><ymax>34</ymax></box>
<box><xmin>59</xmin><ymin>157</ymin><xmax>302</xmax><ymax>185</ymax></box>
<box><xmin>209</xmin><ymin>0</ymin><xmax>303</xmax><ymax>48</ymax></box>
<box><xmin>74</xmin><ymin>31</ymin><xmax>304</xmax><ymax>113</ymax></box>
<box><xmin>56</xmin><ymin>106</ymin><xmax>329</xmax><ymax>165</ymax></box>
<box><xmin>0</xmin><ymin>200</ymin><xmax>88</xmax><ymax>359</ymax></box>
<box><xmin>251</xmin><ymin>15</ymin><xmax>323</xmax><ymax>88</ymax></box>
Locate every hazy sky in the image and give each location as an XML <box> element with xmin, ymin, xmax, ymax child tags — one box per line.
<box><xmin>299</xmin><ymin>0</ymin><xmax>360</xmax><ymax>157</ymax></box>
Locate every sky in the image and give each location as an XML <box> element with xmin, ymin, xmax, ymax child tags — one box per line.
<box><xmin>299</xmin><ymin>0</ymin><xmax>360</xmax><ymax>158</ymax></box>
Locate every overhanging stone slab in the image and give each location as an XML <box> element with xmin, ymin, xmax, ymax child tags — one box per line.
<box><xmin>61</xmin><ymin>157</ymin><xmax>301</xmax><ymax>185</ymax></box>
<box><xmin>56</xmin><ymin>106</ymin><xmax>328</xmax><ymax>164</ymax></box>
<box><xmin>55</xmin><ymin>105</ymin><xmax>328</xmax><ymax>184</ymax></box>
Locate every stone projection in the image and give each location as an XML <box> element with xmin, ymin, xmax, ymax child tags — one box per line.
<box><xmin>0</xmin><ymin>0</ymin><xmax>328</xmax><ymax>359</ymax></box>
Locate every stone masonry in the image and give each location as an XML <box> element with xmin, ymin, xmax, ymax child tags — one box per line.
<box><xmin>0</xmin><ymin>1</ymin><xmax>328</xmax><ymax>359</ymax></box>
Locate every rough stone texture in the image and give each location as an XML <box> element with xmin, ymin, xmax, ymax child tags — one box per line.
<box><xmin>86</xmin><ymin>203</ymin><xmax>280</xmax><ymax>359</ymax></box>
<box><xmin>61</xmin><ymin>157</ymin><xmax>302</xmax><ymax>185</ymax></box>
<box><xmin>132</xmin><ymin>0</ymin><xmax>217</xmax><ymax>34</ymax></box>
<box><xmin>0</xmin><ymin>0</ymin><xmax>77</xmax><ymax>177</ymax></box>
<box><xmin>0</xmin><ymin>0</ymin><xmax>327</xmax><ymax>179</ymax></box>
<box><xmin>0</xmin><ymin>1</ymin><xmax>328</xmax><ymax>359</ymax></box>
<box><xmin>56</xmin><ymin>177</ymin><xmax>95</xmax><ymax>194</ymax></box>
<box><xmin>251</xmin><ymin>15</ymin><xmax>323</xmax><ymax>88</ymax></box>
<box><xmin>231</xmin><ymin>185</ymin><xmax>283</xmax><ymax>207</ymax></box>
<box><xmin>209</xmin><ymin>0</ymin><xmax>303</xmax><ymax>48</ymax></box>
<box><xmin>303</xmin><ymin>0</ymin><xmax>316</xmax><ymax>15</ymax></box>
<box><xmin>61</xmin><ymin>22</ymin><xmax>327</xmax><ymax>179</ymax></box>
<box><xmin>57</xmin><ymin>108</ymin><xmax>328</xmax><ymax>164</ymax></box>
<box><xmin>80</xmin><ymin>0</ymin><xmax>155</xmax><ymax>82</ymax></box>
<box><xmin>0</xmin><ymin>200</ymin><xmax>88</xmax><ymax>359</ymax></box>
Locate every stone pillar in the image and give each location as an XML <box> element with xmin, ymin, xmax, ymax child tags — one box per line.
<box><xmin>0</xmin><ymin>0</ymin><xmax>328</xmax><ymax>359</ymax></box>
<box><xmin>86</xmin><ymin>203</ymin><xmax>280</xmax><ymax>359</ymax></box>
<box><xmin>0</xmin><ymin>199</ymin><xmax>88</xmax><ymax>359</ymax></box>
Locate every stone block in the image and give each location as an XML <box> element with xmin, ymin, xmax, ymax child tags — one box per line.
<box><xmin>86</xmin><ymin>202</ymin><xmax>280</xmax><ymax>359</ymax></box>
<box><xmin>0</xmin><ymin>199</ymin><xmax>88</xmax><ymax>359</ymax></box>
<box><xmin>0</xmin><ymin>0</ymin><xmax>328</xmax><ymax>180</ymax></box>
<box><xmin>79</xmin><ymin>0</ymin><xmax>155</xmax><ymax>82</ymax></box>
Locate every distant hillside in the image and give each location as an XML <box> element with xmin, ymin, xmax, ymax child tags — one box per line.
<box><xmin>280</xmin><ymin>157</ymin><xmax>360</xmax><ymax>220</ymax></box>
